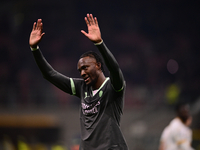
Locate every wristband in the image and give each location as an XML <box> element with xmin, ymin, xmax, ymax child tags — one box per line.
<box><xmin>30</xmin><ymin>45</ymin><xmax>39</xmax><ymax>51</ymax></box>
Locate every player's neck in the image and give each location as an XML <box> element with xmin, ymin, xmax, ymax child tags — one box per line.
<box><xmin>92</xmin><ymin>73</ymin><xmax>106</xmax><ymax>90</ymax></box>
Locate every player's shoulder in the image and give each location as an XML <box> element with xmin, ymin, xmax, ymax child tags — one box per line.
<box><xmin>71</xmin><ymin>78</ymin><xmax>84</xmax><ymax>83</ymax></box>
<box><xmin>70</xmin><ymin>77</ymin><xmax>86</xmax><ymax>90</ymax></box>
<box><xmin>168</xmin><ymin>118</ymin><xmax>187</xmax><ymax>132</ymax></box>
<box><xmin>107</xmin><ymin>78</ymin><xmax>126</xmax><ymax>93</ymax></box>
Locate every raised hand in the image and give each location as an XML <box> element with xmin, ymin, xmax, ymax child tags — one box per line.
<box><xmin>81</xmin><ymin>14</ymin><xmax>102</xmax><ymax>43</ymax></box>
<box><xmin>29</xmin><ymin>19</ymin><xmax>45</xmax><ymax>48</ymax></box>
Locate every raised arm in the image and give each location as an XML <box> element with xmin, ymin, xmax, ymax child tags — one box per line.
<box><xmin>29</xmin><ymin>19</ymin><xmax>73</xmax><ymax>94</ymax></box>
<box><xmin>81</xmin><ymin>14</ymin><xmax>125</xmax><ymax>91</ymax></box>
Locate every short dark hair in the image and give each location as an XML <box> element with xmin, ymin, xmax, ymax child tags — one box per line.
<box><xmin>80</xmin><ymin>51</ymin><xmax>105</xmax><ymax>73</ymax></box>
<box><xmin>175</xmin><ymin>102</ymin><xmax>189</xmax><ymax>112</ymax></box>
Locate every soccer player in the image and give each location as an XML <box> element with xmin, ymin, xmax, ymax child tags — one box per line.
<box><xmin>29</xmin><ymin>14</ymin><xmax>128</xmax><ymax>150</ymax></box>
<box><xmin>159</xmin><ymin>103</ymin><xmax>194</xmax><ymax>150</ymax></box>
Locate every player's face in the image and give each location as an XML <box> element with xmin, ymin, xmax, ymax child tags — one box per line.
<box><xmin>77</xmin><ymin>56</ymin><xmax>100</xmax><ymax>86</ymax></box>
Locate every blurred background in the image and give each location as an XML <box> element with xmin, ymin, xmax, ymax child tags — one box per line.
<box><xmin>0</xmin><ymin>0</ymin><xmax>200</xmax><ymax>149</ymax></box>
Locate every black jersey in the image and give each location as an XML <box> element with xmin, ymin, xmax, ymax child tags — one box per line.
<box><xmin>70</xmin><ymin>77</ymin><xmax>128</xmax><ymax>150</ymax></box>
<box><xmin>32</xmin><ymin>42</ymin><xmax>128</xmax><ymax>150</ymax></box>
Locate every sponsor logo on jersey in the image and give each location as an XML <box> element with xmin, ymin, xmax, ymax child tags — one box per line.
<box><xmin>81</xmin><ymin>101</ymin><xmax>100</xmax><ymax>115</ymax></box>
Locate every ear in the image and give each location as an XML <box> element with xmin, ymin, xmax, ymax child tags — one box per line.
<box><xmin>96</xmin><ymin>62</ymin><xmax>102</xmax><ymax>71</ymax></box>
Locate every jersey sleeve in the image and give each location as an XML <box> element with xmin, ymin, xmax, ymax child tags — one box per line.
<box><xmin>96</xmin><ymin>42</ymin><xmax>125</xmax><ymax>92</ymax></box>
<box><xmin>32</xmin><ymin>49</ymin><xmax>74</xmax><ymax>95</ymax></box>
<box><xmin>69</xmin><ymin>77</ymin><xmax>84</xmax><ymax>98</ymax></box>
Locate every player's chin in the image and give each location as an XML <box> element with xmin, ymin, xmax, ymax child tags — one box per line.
<box><xmin>85</xmin><ymin>80</ymin><xmax>94</xmax><ymax>86</ymax></box>
<box><xmin>86</xmin><ymin>81</ymin><xmax>92</xmax><ymax>86</ymax></box>
<box><xmin>84</xmin><ymin>79</ymin><xmax>90</xmax><ymax>85</ymax></box>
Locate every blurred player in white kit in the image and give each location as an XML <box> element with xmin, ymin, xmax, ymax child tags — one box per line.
<box><xmin>159</xmin><ymin>103</ymin><xmax>194</xmax><ymax>150</ymax></box>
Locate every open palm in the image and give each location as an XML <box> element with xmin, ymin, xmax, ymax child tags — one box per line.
<box><xmin>29</xmin><ymin>19</ymin><xmax>45</xmax><ymax>48</ymax></box>
<box><xmin>81</xmin><ymin>14</ymin><xmax>102</xmax><ymax>43</ymax></box>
